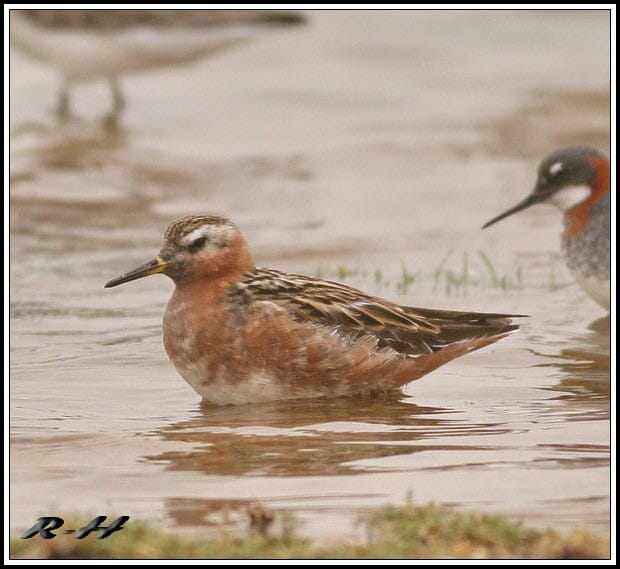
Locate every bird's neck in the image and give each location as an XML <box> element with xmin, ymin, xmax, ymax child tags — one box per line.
<box><xmin>563</xmin><ymin>156</ymin><xmax>610</xmax><ymax>239</ymax></box>
<box><xmin>172</xmin><ymin>272</ymin><xmax>242</xmax><ymax>304</ymax></box>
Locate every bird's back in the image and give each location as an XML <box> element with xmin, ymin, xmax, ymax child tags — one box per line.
<box><xmin>230</xmin><ymin>268</ymin><xmax>521</xmax><ymax>360</ymax></box>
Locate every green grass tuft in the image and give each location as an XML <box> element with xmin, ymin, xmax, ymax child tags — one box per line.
<box><xmin>317</xmin><ymin>250</ymin><xmax>524</xmax><ymax>296</ymax></box>
<box><xmin>10</xmin><ymin>501</ymin><xmax>609</xmax><ymax>560</ymax></box>
<box><xmin>396</xmin><ymin>262</ymin><xmax>418</xmax><ymax>294</ymax></box>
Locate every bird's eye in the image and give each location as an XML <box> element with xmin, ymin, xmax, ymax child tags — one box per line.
<box><xmin>187</xmin><ymin>236</ymin><xmax>207</xmax><ymax>253</ymax></box>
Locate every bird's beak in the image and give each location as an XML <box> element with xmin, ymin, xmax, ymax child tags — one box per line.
<box><xmin>104</xmin><ymin>256</ymin><xmax>168</xmax><ymax>288</ymax></box>
<box><xmin>482</xmin><ymin>193</ymin><xmax>542</xmax><ymax>229</ymax></box>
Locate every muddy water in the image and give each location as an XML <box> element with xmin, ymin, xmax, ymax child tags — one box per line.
<box><xmin>10</xmin><ymin>10</ymin><xmax>610</xmax><ymax>538</ymax></box>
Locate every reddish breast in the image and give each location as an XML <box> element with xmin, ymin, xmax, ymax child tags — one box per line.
<box><xmin>162</xmin><ymin>276</ymin><xmax>236</xmax><ymax>372</ymax></box>
<box><xmin>563</xmin><ymin>155</ymin><xmax>610</xmax><ymax>240</ymax></box>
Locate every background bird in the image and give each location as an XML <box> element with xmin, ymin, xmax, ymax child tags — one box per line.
<box><xmin>10</xmin><ymin>9</ymin><xmax>306</xmax><ymax>121</ymax></box>
<box><xmin>483</xmin><ymin>146</ymin><xmax>610</xmax><ymax>310</ymax></box>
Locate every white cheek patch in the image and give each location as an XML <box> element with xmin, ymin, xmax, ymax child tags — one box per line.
<box><xmin>545</xmin><ymin>185</ymin><xmax>591</xmax><ymax>211</ymax></box>
<box><xmin>549</xmin><ymin>162</ymin><xmax>563</xmax><ymax>175</ymax></box>
<box><xmin>207</xmin><ymin>225</ymin><xmax>235</xmax><ymax>249</ymax></box>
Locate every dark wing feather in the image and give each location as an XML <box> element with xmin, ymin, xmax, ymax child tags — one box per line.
<box><xmin>230</xmin><ymin>268</ymin><xmax>521</xmax><ymax>357</ymax></box>
<box><xmin>402</xmin><ymin>306</ymin><xmax>522</xmax><ymax>348</ymax></box>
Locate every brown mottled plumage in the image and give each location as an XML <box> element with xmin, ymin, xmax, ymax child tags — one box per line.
<box><xmin>105</xmin><ymin>215</ymin><xmax>522</xmax><ymax>405</ymax></box>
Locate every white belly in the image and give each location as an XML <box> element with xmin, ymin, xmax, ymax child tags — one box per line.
<box><xmin>572</xmin><ymin>271</ymin><xmax>610</xmax><ymax>310</ymax></box>
<box><xmin>11</xmin><ymin>11</ymin><xmax>262</xmax><ymax>82</ymax></box>
<box><xmin>182</xmin><ymin>366</ymin><xmax>296</xmax><ymax>406</ymax></box>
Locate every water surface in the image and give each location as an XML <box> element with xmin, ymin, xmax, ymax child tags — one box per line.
<box><xmin>10</xmin><ymin>10</ymin><xmax>610</xmax><ymax>538</ymax></box>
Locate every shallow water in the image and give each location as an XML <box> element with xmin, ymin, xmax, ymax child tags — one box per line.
<box><xmin>9</xmin><ymin>10</ymin><xmax>611</xmax><ymax>538</ymax></box>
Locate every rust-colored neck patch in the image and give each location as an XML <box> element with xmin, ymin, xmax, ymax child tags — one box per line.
<box><xmin>563</xmin><ymin>155</ymin><xmax>610</xmax><ymax>239</ymax></box>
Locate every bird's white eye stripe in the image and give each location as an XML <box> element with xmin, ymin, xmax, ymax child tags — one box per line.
<box><xmin>549</xmin><ymin>162</ymin><xmax>563</xmax><ymax>175</ymax></box>
<box><xmin>182</xmin><ymin>228</ymin><xmax>208</xmax><ymax>246</ymax></box>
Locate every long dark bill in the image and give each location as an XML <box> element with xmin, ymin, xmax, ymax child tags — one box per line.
<box><xmin>104</xmin><ymin>257</ymin><xmax>168</xmax><ymax>288</ymax></box>
<box><xmin>482</xmin><ymin>194</ymin><xmax>541</xmax><ymax>229</ymax></box>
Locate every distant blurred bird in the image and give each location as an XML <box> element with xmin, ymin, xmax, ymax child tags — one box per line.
<box><xmin>483</xmin><ymin>146</ymin><xmax>610</xmax><ymax>310</ymax></box>
<box><xmin>10</xmin><ymin>9</ymin><xmax>305</xmax><ymax>121</ymax></box>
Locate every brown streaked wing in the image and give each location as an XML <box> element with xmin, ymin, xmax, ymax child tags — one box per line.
<box><xmin>229</xmin><ymin>269</ymin><xmax>483</xmax><ymax>357</ymax></box>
